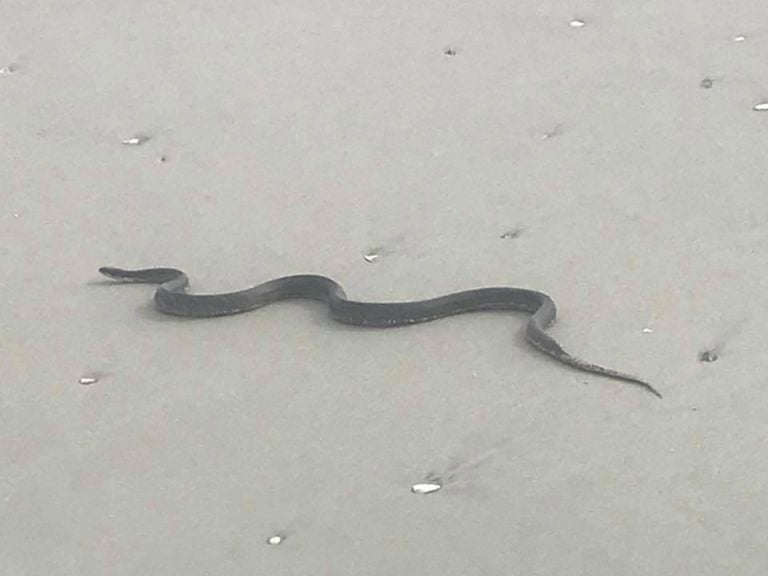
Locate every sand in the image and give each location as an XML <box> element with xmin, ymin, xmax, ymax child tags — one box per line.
<box><xmin>3</xmin><ymin>2</ymin><xmax>768</xmax><ymax>574</ymax></box>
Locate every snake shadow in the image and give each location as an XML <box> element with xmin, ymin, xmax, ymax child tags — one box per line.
<box><xmin>90</xmin><ymin>278</ymin><xmax>191</xmax><ymax>323</ymax></box>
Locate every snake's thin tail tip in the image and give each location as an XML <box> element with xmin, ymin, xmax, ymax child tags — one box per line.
<box><xmin>644</xmin><ymin>383</ymin><xmax>663</xmax><ymax>399</ymax></box>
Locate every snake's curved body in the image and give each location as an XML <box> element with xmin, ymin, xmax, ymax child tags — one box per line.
<box><xmin>98</xmin><ymin>266</ymin><xmax>661</xmax><ymax>398</ymax></box>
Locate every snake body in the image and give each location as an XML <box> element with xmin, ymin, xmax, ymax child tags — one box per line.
<box><xmin>98</xmin><ymin>266</ymin><xmax>661</xmax><ymax>398</ymax></box>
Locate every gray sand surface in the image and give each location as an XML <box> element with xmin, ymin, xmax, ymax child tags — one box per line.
<box><xmin>3</xmin><ymin>2</ymin><xmax>768</xmax><ymax>574</ymax></box>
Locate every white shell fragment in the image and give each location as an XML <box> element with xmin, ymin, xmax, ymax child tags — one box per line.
<box><xmin>753</xmin><ymin>102</ymin><xmax>768</xmax><ymax>111</ymax></box>
<box><xmin>734</xmin><ymin>35</ymin><xmax>746</xmax><ymax>42</ymax></box>
<box><xmin>411</xmin><ymin>481</ymin><xmax>442</xmax><ymax>495</ymax></box>
<box><xmin>363</xmin><ymin>252</ymin><xmax>380</xmax><ymax>263</ymax></box>
<box><xmin>79</xmin><ymin>375</ymin><xmax>98</xmax><ymax>385</ymax></box>
<box><xmin>266</xmin><ymin>535</ymin><xmax>284</xmax><ymax>545</ymax></box>
<box><xmin>569</xmin><ymin>19</ymin><xmax>586</xmax><ymax>28</ymax></box>
<box><xmin>121</xmin><ymin>134</ymin><xmax>150</xmax><ymax>146</ymax></box>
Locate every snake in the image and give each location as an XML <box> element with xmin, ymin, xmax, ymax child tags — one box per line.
<box><xmin>98</xmin><ymin>266</ymin><xmax>662</xmax><ymax>398</ymax></box>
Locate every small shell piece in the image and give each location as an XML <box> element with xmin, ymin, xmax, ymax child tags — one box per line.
<box><xmin>121</xmin><ymin>134</ymin><xmax>150</xmax><ymax>146</ymax></box>
<box><xmin>266</xmin><ymin>534</ymin><xmax>284</xmax><ymax>545</ymax></box>
<box><xmin>411</xmin><ymin>481</ymin><xmax>442</xmax><ymax>495</ymax></box>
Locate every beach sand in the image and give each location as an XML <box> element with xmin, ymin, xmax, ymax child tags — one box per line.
<box><xmin>3</xmin><ymin>2</ymin><xmax>768</xmax><ymax>574</ymax></box>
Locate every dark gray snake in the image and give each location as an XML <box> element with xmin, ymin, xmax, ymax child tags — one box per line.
<box><xmin>98</xmin><ymin>266</ymin><xmax>662</xmax><ymax>398</ymax></box>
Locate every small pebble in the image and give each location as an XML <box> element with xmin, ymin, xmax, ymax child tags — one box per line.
<box><xmin>0</xmin><ymin>65</ymin><xmax>17</xmax><ymax>75</ymax></box>
<box><xmin>411</xmin><ymin>481</ymin><xmax>442</xmax><ymax>495</ymax></box>
<box><xmin>569</xmin><ymin>19</ymin><xmax>586</xmax><ymax>28</ymax></box>
<box><xmin>700</xmin><ymin>78</ymin><xmax>714</xmax><ymax>89</ymax></box>
<box><xmin>698</xmin><ymin>350</ymin><xmax>718</xmax><ymax>363</ymax></box>
<box><xmin>79</xmin><ymin>375</ymin><xmax>98</xmax><ymax>385</ymax></box>
<box><xmin>266</xmin><ymin>535</ymin><xmax>284</xmax><ymax>545</ymax></box>
<box><xmin>500</xmin><ymin>228</ymin><xmax>522</xmax><ymax>239</ymax></box>
<box><xmin>443</xmin><ymin>46</ymin><xmax>457</xmax><ymax>56</ymax></box>
<box><xmin>734</xmin><ymin>35</ymin><xmax>746</xmax><ymax>42</ymax></box>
